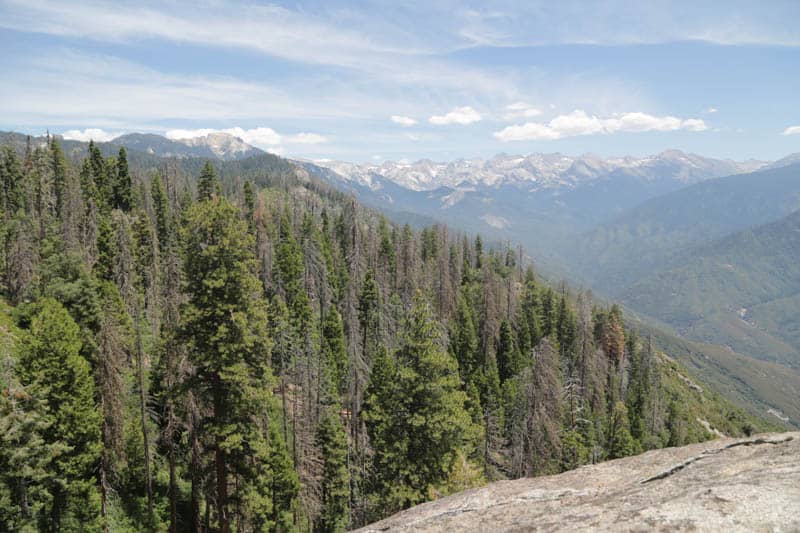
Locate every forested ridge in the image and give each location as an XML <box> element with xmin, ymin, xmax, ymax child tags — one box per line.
<box><xmin>0</xmin><ymin>136</ymin><xmax>768</xmax><ymax>532</ymax></box>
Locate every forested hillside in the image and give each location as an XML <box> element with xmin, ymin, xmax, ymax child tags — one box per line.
<box><xmin>0</xmin><ymin>137</ymin><xmax>769</xmax><ymax>532</ymax></box>
<box><xmin>566</xmin><ymin>162</ymin><xmax>800</xmax><ymax>294</ymax></box>
<box><xmin>620</xmin><ymin>209</ymin><xmax>800</xmax><ymax>368</ymax></box>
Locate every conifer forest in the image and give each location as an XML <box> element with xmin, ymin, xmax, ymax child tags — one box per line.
<box><xmin>0</xmin><ymin>138</ymin><xmax>766</xmax><ymax>532</ymax></box>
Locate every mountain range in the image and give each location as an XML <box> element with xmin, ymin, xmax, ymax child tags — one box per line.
<box><xmin>0</xmin><ymin>130</ymin><xmax>265</xmax><ymax>161</ymax></box>
<box><xmin>3</xmin><ymin>130</ymin><xmax>799</xmax><ymax>424</ymax></box>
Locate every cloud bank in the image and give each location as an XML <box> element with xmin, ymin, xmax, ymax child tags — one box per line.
<box><xmin>62</xmin><ymin>128</ymin><xmax>122</xmax><ymax>142</ymax></box>
<box><xmin>494</xmin><ymin>110</ymin><xmax>708</xmax><ymax>141</ymax></box>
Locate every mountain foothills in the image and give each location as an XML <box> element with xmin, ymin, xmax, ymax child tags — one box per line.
<box><xmin>0</xmin><ymin>133</ymin><xmax>776</xmax><ymax>532</ymax></box>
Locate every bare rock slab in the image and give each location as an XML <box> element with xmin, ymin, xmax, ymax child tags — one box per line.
<box><xmin>356</xmin><ymin>432</ymin><xmax>800</xmax><ymax>532</ymax></box>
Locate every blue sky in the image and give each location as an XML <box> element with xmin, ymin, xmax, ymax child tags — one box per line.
<box><xmin>0</xmin><ymin>0</ymin><xmax>798</xmax><ymax>161</ymax></box>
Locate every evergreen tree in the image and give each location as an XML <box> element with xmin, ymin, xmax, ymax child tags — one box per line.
<box><xmin>358</xmin><ymin>269</ymin><xmax>380</xmax><ymax>355</ymax></box>
<box><xmin>608</xmin><ymin>401</ymin><xmax>639</xmax><ymax>459</ymax></box>
<box><xmin>450</xmin><ymin>290</ymin><xmax>480</xmax><ymax>384</ymax></box>
<box><xmin>363</xmin><ymin>293</ymin><xmax>472</xmax><ymax>512</ymax></box>
<box><xmin>496</xmin><ymin>319</ymin><xmax>519</xmax><ymax>383</ymax></box>
<box><xmin>196</xmin><ymin>161</ymin><xmax>220</xmax><ymax>201</ymax></box>
<box><xmin>180</xmin><ymin>197</ymin><xmax>296</xmax><ymax>531</ymax></box>
<box><xmin>315</xmin><ymin>409</ymin><xmax>350</xmax><ymax>533</ymax></box>
<box><xmin>322</xmin><ymin>307</ymin><xmax>348</xmax><ymax>397</ymax></box>
<box><xmin>17</xmin><ymin>299</ymin><xmax>102</xmax><ymax>532</ymax></box>
<box><xmin>150</xmin><ymin>173</ymin><xmax>170</xmax><ymax>251</ymax></box>
<box><xmin>111</xmin><ymin>147</ymin><xmax>133</xmax><ymax>211</ymax></box>
<box><xmin>50</xmin><ymin>139</ymin><xmax>68</xmax><ymax>220</ymax></box>
<box><xmin>88</xmin><ymin>141</ymin><xmax>110</xmax><ymax>208</ymax></box>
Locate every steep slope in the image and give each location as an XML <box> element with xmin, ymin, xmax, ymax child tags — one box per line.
<box><xmin>567</xmin><ymin>162</ymin><xmax>800</xmax><ymax>293</ymax></box>
<box><xmin>619</xmin><ymin>209</ymin><xmax>800</xmax><ymax>368</ymax></box>
<box><xmin>357</xmin><ymin>432</ymin><xmax>799</xmax><ymax>532</ymax></box>
<box><xmin>627</xmin><ymin>316</ymin><xmax>800</xmax><ymax>427</ymax></box>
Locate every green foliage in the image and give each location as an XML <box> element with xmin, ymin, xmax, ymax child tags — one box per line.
<box><xmin>181</xmin><ymin>196</ymin><xmax>297</xmax><ymax>530</ymax></box>
<box><xmin>0</xmin><ymin>137</ymin><xmax>783</xmax><ymax>532</ymax></box>
<box><xmin>17</xmin><ymin>299</ymin><xmax>103</xmax><ymax>532</ymax></box>
<box><xmin>112</xmin><ymin>147</ymin><xmax>133</xmax><ymax>212</ymax></box>
<box><xmin>196</xmin><ymin>160</ymin><xmax>220</xmax><ymax>201</ymax></box>
<box><xmin>315</xmin><ymin>409</ymin><xmax>350</xmax><ymax>533</ymax></box>
<box><xmin>363</xmin><ymin>293</ymin><xmax>473</xmax><ymax>513</ymax></box>
<box><xmin>322</xmin><ymin>307</ymin><xmax>348</xmax><ymax>398</ymax></box>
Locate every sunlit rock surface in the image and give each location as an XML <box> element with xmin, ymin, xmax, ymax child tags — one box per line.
<box><xmin>356</xmin><ymin>433</ymin><xmax>800</xmax><ymax>532</ymax></box>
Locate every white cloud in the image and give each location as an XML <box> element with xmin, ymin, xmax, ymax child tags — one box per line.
<box><xmin>165</xmin><ymin>126</ymin><xmax>327</xmax><ymax>151</ymax></box>
<box><xmin>391</xmin><ymin>115</ymin><xmax>417</xmax><ymax>126</ymax></box>
<box><xmin>165</xmin><ymin>128</ymin><xmax>217</xmax><ymax>140</ymax></box>
<box><xmin>166</xmin><ymin>127</ymin><xmax>283</xmax><ymax>149</ymax></box>
<box><xmin>503</xmin><ymin>102</ymin><xmax>542</xmax><ymax>120</ymax></box>
<box><xmin>287</xmin><ymin>133</ymin><xmax>328</xmax><ymax>145</ymax></box>
<box><xmin>61</xmin><ymin>127</ymin><xmax>122</xmax><ymax>142</ymax></box>
<box><xmin>429</xmin><ymin>106</ymin><xmax>482</xmax><ymax>125</ymax></box>
<box><xmin>226</xmin><ymin>127</ymin><xmax>283</xmax><ymax>147</ymax></box>
<box><xmin>494</xmin><ymin>110</ymin><xmax>708</xmax><ymax>141</ymax></box>
<box><xmin>705</xmin><ymin>107</ymin><xmax>718</xmax><ymax>114</ymax></box>
<box><xmin>782</xmin><ymin>126</ymin><xmax>800</xmax><ymax>136</ymax></box>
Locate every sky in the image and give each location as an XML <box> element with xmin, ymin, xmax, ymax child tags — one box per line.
<box><xmin>0</xmin><ymin>0</ymin><xmax>799</xmax><ymax>162</ymax></box>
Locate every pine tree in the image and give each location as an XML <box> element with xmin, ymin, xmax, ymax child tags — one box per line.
<box><xmin>88</xmin><ymin>141</ymin><xmax>110</xmax><ymax>209</ymax></box>
<box><xmin>196</xmin><ymin>161</ymin><xmax>220</xmax><ymax>201</ymax></box>
<box><xmin>50</xmin><ymin>139</ymin><xmax>68</xmax><ymax>220</ymax></box>
<box><xmin>181</xmin><ymin>196</ymin><xmax>296</xmax><ymax>531</ymax></box>
<box><xmin>496</xmin><ymin>319</ymin><xmax>519</xmax><ymax>383</ymax></box>
<box><xmin>112</xmin><ymin>147</ymin><xmax>133</xmax><ymax>211</ymax></box>
<box><xmin>0</xmin><ymin>377</ymin><xmax>59</xmax><ymax>531</ymax></box>
<box><xmin>322</xmin><ymin>307</ymin><xmax>348</xmax><ymax>398</ymax></box>
<box><xmin>358</xmin><ymin>269</ymin><xmax>380</xmax><ymax>356</ymax></box>
<box><xmin>608</xmin><ymin>401</ymin><xmax>639</xmax><ymax>459</ymax></box>
<box><xmin>450</xmin><ymin>290</ymin><xmax>480</xmax><ymax>384</ymax></box>
<box><xmin>363</xmin><ymin>293</ymin><xmax>472</xmax><ymax>512</ymax></box>
<box><xmin>17</xmin><ymin>299</ymin><xmax>103</xmax><ymax>532</ymax></box>
<box><xmin>243</xmin><ymin>180</ymin><xmax>256</xmax><ymax>220</ymax></box>
<box><xmin>150</xmin><ymin>173</ymin><xmax>170</xmax><ymax>252</ymax></box>
<box><xmin>315</xmin><ymin>409</ymin><xmax>350</xmax><ymax>533</ymax></box>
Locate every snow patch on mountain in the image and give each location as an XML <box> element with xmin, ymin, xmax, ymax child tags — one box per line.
<box><xmin>309</xmin><ymin>151</ymin><xmax>767</xmax><ymax>193</ymax></box>
<box><xmin>481</xmin><ymin>214</ymin><xmax>510</xmax><ymax>229</ymax></box>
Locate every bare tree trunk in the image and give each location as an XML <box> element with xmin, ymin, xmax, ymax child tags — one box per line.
<box><xmin>216</xmin><ymin>443</ymin><xmax>229</xmax><ymax>533</ymax></box>
<box><xmin>167</xmin><ymin>403</ymin><xmax>178</xmax><ymax>533</ymax></box>
<box><xmin>190</xmin><ymin>414</ymin><xmax>202</xmax><ymax>533</ymax></box>
<box><xmin>135</xmin><ymin>311</ymin><xmax>154</xmax><ymax>518</ymax></box>
<box><xmin>100</xmin><ymin>445</ymin><xmax>108</xmax><ymax>533</ymax></box>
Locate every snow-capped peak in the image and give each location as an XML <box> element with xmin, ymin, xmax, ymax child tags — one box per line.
<box><xmin>307</xmin><ymin>151</ymin><xmax>767</xmax><ymax>193</ymax></box>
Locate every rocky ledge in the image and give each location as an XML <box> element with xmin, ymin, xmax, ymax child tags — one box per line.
<box><xmin>357</xmin><ymin>432</ymin><xmax>800</xmax><ymax>532</ymax></box>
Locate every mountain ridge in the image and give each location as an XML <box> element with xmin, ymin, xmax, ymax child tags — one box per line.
<box><xmin>308</xmin><ymin>150</ymin><xmax>766</xmax><ymax>193</ymax></box>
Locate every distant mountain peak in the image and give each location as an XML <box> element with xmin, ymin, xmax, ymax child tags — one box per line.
<box><xmin>173</xmin><ymin>132</ymin><xmax>258</xmax><ymax>160</ymax></box>
<box><xmin>110</xmin><ymin>132</ymin><xmax>263</xmax><ymax>161</ymax></box>
<box><xmin>308</xmin><ymin>151</ymin><xmax>769</xmax><ymax>193</ymax></box>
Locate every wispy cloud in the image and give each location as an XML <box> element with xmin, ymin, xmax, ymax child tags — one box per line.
<box><xmin>429</xmin><ymin>106</ymin><xmax>482</xmax><ymax>126</ymax></box>
<box><xmin>704</xmin><ymin>107</ymin><xmax>718</xmax><ymax>114</ymax></box>
<box><xmin>287</xmin><ymin>133</ymin><xmax>328</xmax><ymax>145</ymax></box>
<box><xmin>494</xmin><ymin>110</ymin><xmax>707</xmax><ymax>141</ymax></box>
<box><xmin>503</xmin><ymin>102</ymin><xmax>542</xmax><ymax>121</ymax></box>
<box><xmin>391</xmin><ymin>115</ymin><xmax>417</xmax><ymax>127</ymax></box>
<box><xmin>782</xmin><ymin>126</ymin><xmax>800</xmax><ymax>136</ymax></box>
<box><xmin>454</xmin><ymin>3</ymin><xmax>800</xmax><ymax>48</ymax></box>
